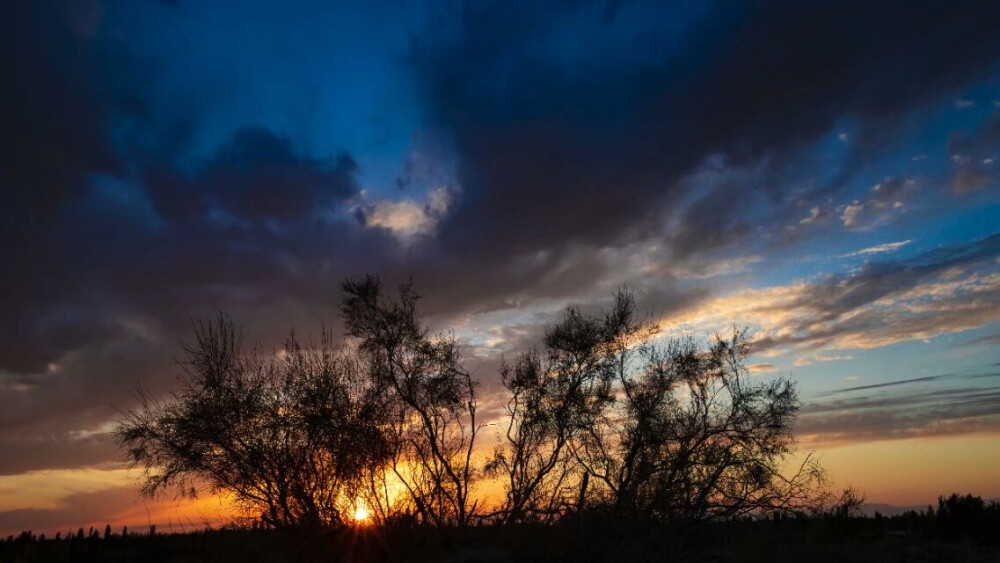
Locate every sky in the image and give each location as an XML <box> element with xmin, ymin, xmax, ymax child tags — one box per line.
<box><xmin>1</xmin><ymin>0</ymin><xmax>999</xmax><ymax>536</ymax></box>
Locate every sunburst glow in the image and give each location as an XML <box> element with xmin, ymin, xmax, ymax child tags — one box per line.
<box><xmin>352</xmin><ymin>503</ymin><xmax>370</xmax><ymax>523</ymax></box>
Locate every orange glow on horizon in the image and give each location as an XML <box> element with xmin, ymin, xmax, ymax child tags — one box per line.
<box><xmin>3</xmin><ymin>433</ymin><xmax>1000</xmax><ymax>537</ymax></box>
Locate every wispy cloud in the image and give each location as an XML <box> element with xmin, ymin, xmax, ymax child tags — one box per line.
<box><xmin>841</xmin><ymin>240</ymin><xmax>913</xmax><ymax>258</ymax></box>
<box><xmin>837</xmin><ymin>178</ymin><xmax>914</xmax><ymax>232</ymax></box>
<box><xmin>817</xmin><ymin>373</ymin><xmax>956</xmax><ymax>396</ymax></box>
<box><xmin>793</xmin><ymin>353</ymin><xmax>855</xmax><ymax>367</ymax></box>
<box><xmin>747</xmin><ymin>362</ymin><xmax>776</xmax><ymax>373</ymax></box>
<box><xmin>664</xmin><ymin>234</ymin><xmax>1000</xmax><ymax>356</ymax></box>
<box><xmin>798</xmin><ymin>379</ymin><xmax>1000</xmax><ymax>445</ymax></box>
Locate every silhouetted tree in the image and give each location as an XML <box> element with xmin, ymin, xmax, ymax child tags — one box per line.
<box><xmin>828</xmin><ymin>487</ymin><xmax>865</xmax><ymax>519</ymax></box>
<box><xmin>934</xmin><ymin>493</ymin><xmax>1000</xmax><ymax>542</ymax></box>
<box><xmin>490</xmin><ymin>289</ymin><xmax>826</xmax><ymax>526</ymax></box>
<box><xmin>115</xmin><ymin>276</ymin><xmax>833</xmax><ymax>533</ymax></box>
<box><xmin>116</xmin><ymin>315</ymin><xmax>392</xmax><ymax>529</ymax></box>
<box><xmin>487</xmin><ymin>290</ymin><xmax>643</xmax><ymax>523</ymax></box>
<box><xmin>340</xmin><ymin>275</ymin><xmax>483</xmax><ymax>527</ymax></box>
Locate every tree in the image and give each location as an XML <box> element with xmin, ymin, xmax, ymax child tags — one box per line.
<box><xmin>486</xmin><ymin>290</ymin><xmax>644</xmax><ymax>523</ymax></box>
<box><xmin>115</xmin><ymin>314</ymin><xmax>392</xmax><ymax>529</ymax></box>
<box><xmin>490</xmin><ymin>289</ymin><xmax>826</xmax><ymax>526</ymax></box>
<box><xmin>116</xmin><ymin>277</ymin><xmax>826</xmax><ymax>532</ymax></box>
<box><xmin>340</xmin><ymin>275</ymin><xmax>483</xmax><ymax>527</ymax></box>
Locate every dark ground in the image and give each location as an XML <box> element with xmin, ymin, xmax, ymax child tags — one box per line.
<box><xmin>3</xmin><ymin>516</ymin><xmax>1000</xmax><ymax>563</ymax></box>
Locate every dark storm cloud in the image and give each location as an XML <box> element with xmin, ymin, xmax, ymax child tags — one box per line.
<box><xmin>0</xmin><ymin>5</ymin><xmax>365</xmax><ymax>376</ymax></box>
<box><xmin>2</xmin><ymin>0</ymin><xmax>1000</xmax><ymax>477</ymax></box>
<box><xmin>0</xmin><ymin>1</ymin><xmax>150</xmax><ymax>374</ymax></box>
<box><xmin>0</xmin><ymin>2</ymin><xmax>130</xmax><ymax>209</ymax></box>
<box><xmin>0</xmin><ymin>434</ymin><xmax>120</xmax><ymax>476</ymax></box>
<box><xmin>948</xmin><ymin>109</ymin><xmax>1000</xmax><ymax>193</ymax></box>
<box><xmin>6</xmin><ymin>0</ymin><xmax>999</xmax><ymax>376</ymax></box>
<box><xmin>415</xmin><ymin>0</ymin><xmax>1000</xmax><ymax>262</ymax></box>
<box><xmin>146</xmin><ymin>127</ymin><xmax>358</xmax><ymax>222</ymax></box>
<box><xmin>0</xmin><ymin>125</ymin><xmax>367</xmax><ymax>376</ymax></box>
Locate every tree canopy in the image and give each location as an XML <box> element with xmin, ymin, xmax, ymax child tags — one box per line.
<box><xmin>117</xmin><ymin>276</ymin><xmax>829</xmax><ymax>530</ymax></box>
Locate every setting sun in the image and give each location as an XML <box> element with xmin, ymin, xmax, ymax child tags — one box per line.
<box><xmin>352</xmin><ymin>503</ymin><xmax>370</xmax><ymax>524</ymax></box>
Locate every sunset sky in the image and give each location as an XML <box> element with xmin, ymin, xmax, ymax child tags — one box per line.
<box><xmin>2</xmin><ymin>0</ymin><xmax>999</xmax><ymax>536</ymax></box>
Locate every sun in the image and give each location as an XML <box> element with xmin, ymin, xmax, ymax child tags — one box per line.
<box><xmin>352</xmin><ymin>503</ymin><xmax>370</xmax><ymax>524</ymax></box>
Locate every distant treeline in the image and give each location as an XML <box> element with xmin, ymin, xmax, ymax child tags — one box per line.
<box><xmin>886</xmin><ymin>493</ymin><xmax>1000</xmax><ymax>544</ymax></box>
<box><xmin>735</xmin><ymin>492</ymin><xmax>1000</xmax><ymax>545</ymax></box>
<box><xmin>1</xmin><ymin>494</ymin><xmax>998</xmax><ymax>562</ymax></box>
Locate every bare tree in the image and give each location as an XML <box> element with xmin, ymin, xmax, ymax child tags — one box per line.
<box><xmin>340</xmin><ymin>275</ymin><xmax>483</xmax><ymax>527</ymax></box>
<box><xmin>487</xmin><ymin>290</ymin><xmax>647</xmax><ymax>523</ymax></box>
<box><xmin>116</xmin><ymin>279</ymin><xmax>827</xmax><ymax>532</ymax></box>
<box><xmin>115</xmin><ymin>314</ymin><xmax>391</xmax><ymax>529</ymax></box>
<box><xmin>487</xmin><ymin>349</ymin><xmax>575</xmax><ymax>524</ymax></box>
<box><xmin>491</xmin><ymin>289</ymin><xmax>826</xmax><ymax>526</ymax></box>
<box><xmin>577</xmin><ymin>327</ymin><xmax>825</xmax><ymax>524</ymax></box>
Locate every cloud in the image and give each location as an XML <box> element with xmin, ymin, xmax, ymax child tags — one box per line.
<box><xmin>0</xmin><ymin>3</ymin><xmax>134</xmax><ymax>212</ymax></box>
<box><xmin>816</xmin><ymin>373</ymin><xmax>959</xmax><ymax>396</ymax></box>
<box><xmin>354</xmin><ymin>187</ymin><xmax>453</xmax><ymax>240</ymax></box>
<box><xmin>0</xmin><ymin>433</ymin><xmax>120</xmax><ymax>477</ymax></box>
<box><xmin>0</xmin><ymin>122</ymin><xmax>371</xmax><ymax>377</ymax></box>
<box><xmin>415</xmin><ymin>0</ymin><xmax>1000</xmax><ymax>264</ymax></box>
<box><xmin>838</xmin><ymin>178</ymin><xmax>914</xmax><ymax>231</ymax></box>
<box><xmin>0</xmin><ymin>468</ymin><xmax>237</xmax><ymax>537</ymax></box>
<box><xmin>948</xmin><ymin>111</ymin><xmax>1000</xmax><ymax>193</ymax></box>
<box><xmin>0</xmin><ymin>2</ymin><xmax>153</xmax><ymax>375</ymax></box>
<box><xmin>666</xmin><ymin>233</ymin><xmax>1000</xmax><ymax>355</ymax></box>
<box><xmin>146</xmin><ymin>127</ymin><xmax>358</xmax><ymax>223</ymax></box>
<box><xmin>671</xmin><ymin>254</ymin><xmax>763</xmax><ymax>280</ymax></box>
<box><xmin>963</xmin><ymin>333</ymin><xmax>1000</xmax><ymax>347</ymax></box>
<box><xmin>2</xmin><ymin>0</ymin><xmax>1000</xmax><ymax>482</ymax></box>
<box><xmin>842</xmin><ymin>240</ymin><xmax>913</xmax><ymax>258</ymax></box>
<box><xmin>798</xmin><ymin>376</ymin><xmax>1000</xmax><ymax>445</ymax></box>
<box><xmin>793</xmin><ymin>354</ymin><xmax>855</xmax><ymax>367</ymax></box>
<box><xmin>799</xmin><ymin>205</ymin><xmax>827</xmax><ymax>225</ymax></box>
<box><xmin>5</xmin><ymin>0</ymin><xmax>999</xmax><ymax>379</ymax></box>
<box><xmin>0</xmin><ymin>487</ymin><xmax>137</xmax><ymax>536</ymax></box>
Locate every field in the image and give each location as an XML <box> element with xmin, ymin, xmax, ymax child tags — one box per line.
<box><xmin>3</xmin><ymin>512</ymin><xmax>1000</xmax><ymax>563</ymax></box>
